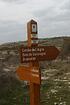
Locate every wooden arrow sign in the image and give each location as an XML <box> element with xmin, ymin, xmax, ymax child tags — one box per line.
<box><xmin>20</xmin><ymin>46</ymin><xmax>60</xmax><ymax>63</ymax></box>
<box><xmin>16</xmin><ymin>66</ymin><xmax>41</xmax><ymax>84</ymax></box>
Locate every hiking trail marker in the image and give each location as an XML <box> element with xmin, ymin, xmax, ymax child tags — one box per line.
<box><xmin>17</xmin><ymin>65</ymin><xmax>41</xmax><ymax>84</ymax></box>
<box><xmin>16</xmin><ymin>19</ymin><xmax>60</xmax><ymax>105</ymax></box>
<box><xmin>20</xmin><ymin>46</ymin><xmax>59</xmax><ymax>63</ymax></box>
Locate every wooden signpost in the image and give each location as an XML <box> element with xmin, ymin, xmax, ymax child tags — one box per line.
<box><xmin>16</xmin><ymin>19</ymin><xmax>60</xmax><ymax>105</ymax></box>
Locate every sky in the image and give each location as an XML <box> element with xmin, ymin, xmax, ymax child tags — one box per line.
<box><xmin>0</xmin><ymin>0</ymin><xmax>70</xmax><ymax>44</ymax></box>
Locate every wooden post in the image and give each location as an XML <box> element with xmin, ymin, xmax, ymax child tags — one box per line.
<box><xmin>27</xmin><ymin>19</ymin><xmax>41</xmax><ymax>105</ymax></box>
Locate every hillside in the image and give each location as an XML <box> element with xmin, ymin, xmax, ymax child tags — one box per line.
<box><xmin>0</xmin><ymin>36</ymin><xmax>70</xmax><ymax>105</ymax></box>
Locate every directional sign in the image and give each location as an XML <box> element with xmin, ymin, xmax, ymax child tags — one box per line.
<box><xmin>20</xmin><ymin>46</ymin><xmax>60</xmax><ymax>63</ymax></box>
<box><xmin>16</xmin><ymin>66</ymin><xmax>41</xmax><ymax>84</ymax></box>
<box><xmin>16</xmin><ymin>19</ymin><xmax>60</xmax><ymax>105</ymax></box>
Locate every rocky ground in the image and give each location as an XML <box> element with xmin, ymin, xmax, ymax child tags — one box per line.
<box><xmin>40</xmin><ymin>60</ymin><xmax>70</xmax><ymax>105</ymax></box>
